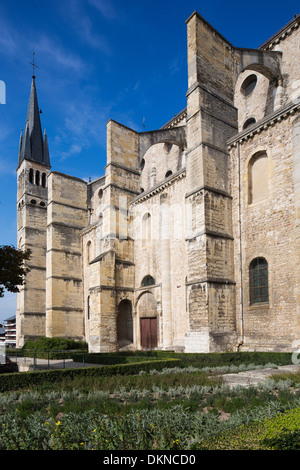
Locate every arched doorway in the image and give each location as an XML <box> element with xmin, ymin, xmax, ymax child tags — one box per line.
<box><xmin>137</xmin><ymin>292</ymin><xmax>158</xmax><ymax>349</ymax></box>
<box><xmin>117</xmin><ymin>299</ymin><xmax>133</xmax><ymax>348</ymax></box>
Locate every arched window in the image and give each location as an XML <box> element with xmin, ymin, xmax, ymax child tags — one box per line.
<box><xmin>86</xmin><ymin>241</ymin><xmax>92</xmax><ymax>265</ymax></box>
<box><xmin>29</xmin><ymin>168</ymin><xmax>34</xmax><ymax>184</ymax></box>
<box><xmin>141</xmin><ymin>275</ymin><xmax>155</xmax><ymax>287</ymax></box>
<box><xmin>249</xmin><ymin>257</ymin><xmax>269</xmax><ymax>305</ymax></box>
<box><xmin>36</xmin><ymin>170</ymin><xmax>40</xmax><ymax>186</ymax></box>
<box><xmin>42</xmin><ymin>172</ymin><xmax>46</xmax><ymax>188</ymax></box>
<box><xmin>140</xmin><ymin>158</ymin><xmax>145</xmax><ymax>171</ymax></box>
<box><xmin>87</xmin><ymin>295</ymin><xmax>90</xmax><ymax>320</ymax></box>
<box><xmin>164</xmin><ymin>143</ymin><xmax>173</xmax><ymax>153</ymax></box>
<box><xmin>243</xmin><ymin>118</ymin><xmax>256</xmax><ymax>130</ymax></box>
<box><xmin>248</xmin><ymin>152</ymin><xmax>268</xmax><ymax>204</ymax></box>
<box><xmin>142</xmin><ymin>212</ymin><xmax>151</xmax><ymax>246</ymax></box>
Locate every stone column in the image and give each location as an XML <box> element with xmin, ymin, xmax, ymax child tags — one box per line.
<box><xmin>160</xmin><ymin>194</ymin><xmax>172</xmax><ymax>348</ymax></box>
<box><xmin>274</xmin><ymin>77</ymin><xmax>284</xmax><ymax>111</ymax></box>
<box><xmin>46</xmin><ymin>172</ymin><xmax>87</xmax><ymax>340</ymax></box>
<box><xmin>150</xmin><ymin>148</ymin><xmax>157</xmax><ymax>187</ymax></box>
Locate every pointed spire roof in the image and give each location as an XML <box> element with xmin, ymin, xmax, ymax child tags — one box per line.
<box><xmin>18</xmin><ymin>76</ymin><xmax>50</xmax><ymax>169</ymax></box>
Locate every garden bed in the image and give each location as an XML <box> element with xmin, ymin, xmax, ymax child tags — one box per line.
<box><xmin>1</xmin><ymin>351</ymin><xmax>299</xmax><ymax>450</ymax></box>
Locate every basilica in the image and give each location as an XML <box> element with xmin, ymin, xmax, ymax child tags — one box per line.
<box><xmin>16</xmin><ymin>11</ymin><xmax>300</xmax><ymax>353</ymax></box>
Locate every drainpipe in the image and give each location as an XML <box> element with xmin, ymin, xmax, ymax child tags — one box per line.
<box><xmin>237</xmin><ymin>141</ymin><xmax>244</xmax><ymax>351</ymax></box>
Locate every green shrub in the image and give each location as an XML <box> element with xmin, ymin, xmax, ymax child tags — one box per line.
<box><xmin>173</xmin><ymin>351</ymin><xmax>293</xmax><ymax>368</ymax></box>
<box><xmin>22</xmin><ymin>336</ymin><xmax>88</xmax><ymax>352</ymax></box>
<box><xmin>192</xmin><ymin>406</ymin><xmax>300</xmax><ymax>450</ymax></box>
<box><xmin>261</xmin><ymin>407</ymin><xmax>300</xmax><ymax>450</ymax></box>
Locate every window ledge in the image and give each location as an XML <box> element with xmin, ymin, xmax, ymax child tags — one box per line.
<box><xmin>248</xmin><ymin>303</ymin><xmax>269</xmax><ymax>310</ymax></box>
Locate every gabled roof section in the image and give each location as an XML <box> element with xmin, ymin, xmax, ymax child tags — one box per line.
<box><xmin>18</xmin><ymin>77</ymin><xmax>50</xmax><ymax>169</ymax></box>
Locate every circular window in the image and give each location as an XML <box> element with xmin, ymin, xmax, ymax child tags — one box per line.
<box><xmin>165</xmin><ymin>170</ymin><xmax>173</xmax><ymax>178</ymax></box>
<box><xmin>241</xmin><ymin>74</ymin><xmax>257</xmax><ymax>97</ymax></box>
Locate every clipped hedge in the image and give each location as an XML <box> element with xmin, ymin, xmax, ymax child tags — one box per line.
<box><xmin>0</xmin><ymin>358</ymin><xmax>181</xmax><ymax>392</ymax></box>
<box><xmin>70</xmin><ymin>353</ymin><xmax>172</xmax><ymax>365</ymax></box>
<box><xmin>170</xmin><ymin>351</ymin><xmax>294</xmax><ymax>368</ymax></box>
<box><xmin>69</xmin><ymin>351</ymin><xmax>294</xmax><ymax>367</ymax></box>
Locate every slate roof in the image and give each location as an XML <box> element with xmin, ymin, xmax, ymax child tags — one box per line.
<box><xmin>18</xmin><ymin>77</ymin><xmax>50</xmax><ymax>169</ymax></box>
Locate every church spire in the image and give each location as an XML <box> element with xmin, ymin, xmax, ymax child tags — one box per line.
<box><xmin>18</xmin><ymin>75</ymin><xmax>50</xmax><ymax>169</ymax></box>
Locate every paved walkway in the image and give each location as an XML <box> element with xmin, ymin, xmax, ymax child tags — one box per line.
<box><xmin>222</xmin><ymin>364</ymin><xmax>300</xmax><ymax>388</ymax></box>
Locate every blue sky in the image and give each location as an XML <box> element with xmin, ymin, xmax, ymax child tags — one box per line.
<box><xmin>0</xmin><ymin>0</ymin><xmax>299</xmax><ymax>324</ymax></box>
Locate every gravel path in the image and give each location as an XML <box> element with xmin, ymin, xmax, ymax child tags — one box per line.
<box><xmin>222</xmin><ymin>364</ymin><xmax>300</xmax><ymax>388</ymax></box>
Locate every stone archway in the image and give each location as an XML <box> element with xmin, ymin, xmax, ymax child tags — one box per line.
<box><xmin>137</xmin><ymin>127</ymin><xmax>186</xmax><ymax>167</ymax></box>
<box><xmin>117</xmin><ymin>299</ymin><xmax>133</xmax><ymax>348</ymax></box>
<box><xmin>235</xmin><ymin>49</ymin><xmax>282</xmax><ymax>82</ymax></box>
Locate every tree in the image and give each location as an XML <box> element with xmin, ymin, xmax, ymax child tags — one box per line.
<box><xmin>0</xmin><ymin>245</ymin><xmax>31</xmax><ymax>297</ymax></box>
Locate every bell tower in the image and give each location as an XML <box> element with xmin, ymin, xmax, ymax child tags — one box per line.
<box><xmin>16</xmin><ymin>72</ymin><xmax>51</xmax><ymax>347</ymax></box>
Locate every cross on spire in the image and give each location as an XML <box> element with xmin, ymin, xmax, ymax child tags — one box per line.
<box><xmin>17</xmin><ymin>64</ymin><xmax>50</xmax><ymax>169</ymax></box>
<box><xmin>29</xmin><ymin>51</ymin><xmax>38</xmax><ymax>79</ymax></box>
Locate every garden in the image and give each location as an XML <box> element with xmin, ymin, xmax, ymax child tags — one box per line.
<box><xmin>1</xmin><ymin>339</ymin><xmax>300</xmax><ymax>450</ymax></box>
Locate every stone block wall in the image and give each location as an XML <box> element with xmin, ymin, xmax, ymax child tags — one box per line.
<box><xmin>46</xmin><ymin>171</ymin><xmax>88</xmax><ymax>340</ymax></box>
<box><xmin>186</xmin><ymin>11</ymin><xmax>236</xmax><ymax>101</ymax></box>
<box><xmin>132</xmin><ymin>170</ymin><xmax>187</xmax><ymax>351</ymax></box>
<box><xmin>83</xmin><ymin>120</ymin><xmax>141</xmax><ymax>352</ymax></box>
<box><xmin>139</xmin><ymin>142</ymin><xmax>184</xmax><ymax>191</ymax></box>
<box><xmin>230</xmin><ymin>114</ymin><xmax>298</xmax><ymax>350</ymax></box>
<box><xmin>235</xmin><ymin>70</ymin><xmax>274</xmax><ymax>132</ymax></box>
<box><xmin>262</xmin><ymin>25</ymin><xmax>300</xmax><ymax>106</ymax></box>
<box><xmin>185</xmin><ymin>12</ymin><xmax>238</xmax><ymax>352</ymax></box>
<box><xmin>16</xmin><ymin>159</ymin><xmax>49</xmax><ymax>346</ymax></box>
<box><xmin>228</xmin><ymin>18</ymin><xmax>300</xmax><ymax>351</ymax></box>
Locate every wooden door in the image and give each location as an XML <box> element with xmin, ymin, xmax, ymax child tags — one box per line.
<box><xmin>140</xmin><ymin>317</ymin><xmax>157</xmax><ymax>349</ymax></box>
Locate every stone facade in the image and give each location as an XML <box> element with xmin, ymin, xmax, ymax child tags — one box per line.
<box><xmin>16</xmin><ymin>11</ymin><xmax>300</xmax><ymax>353</ymax></box>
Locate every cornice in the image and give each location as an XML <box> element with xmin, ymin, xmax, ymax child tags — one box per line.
<box><xmin>227</xmin><ymin>101</ymin><xmax>300</xmax><ymax>149</ymax></box>
<box><xmin>259</xmin><ymin>13</ymin><xmax>300</xmax><ymax>50</ymax></box>
<box><xmin>131</xmin><ymin>169</ymin><xmax>186</xmax><ymax>205</ymax></box>
<box><xmin>161</xmin><ymin>109</ymin><xmax>187</xmax><ymax>129</ymax></box>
